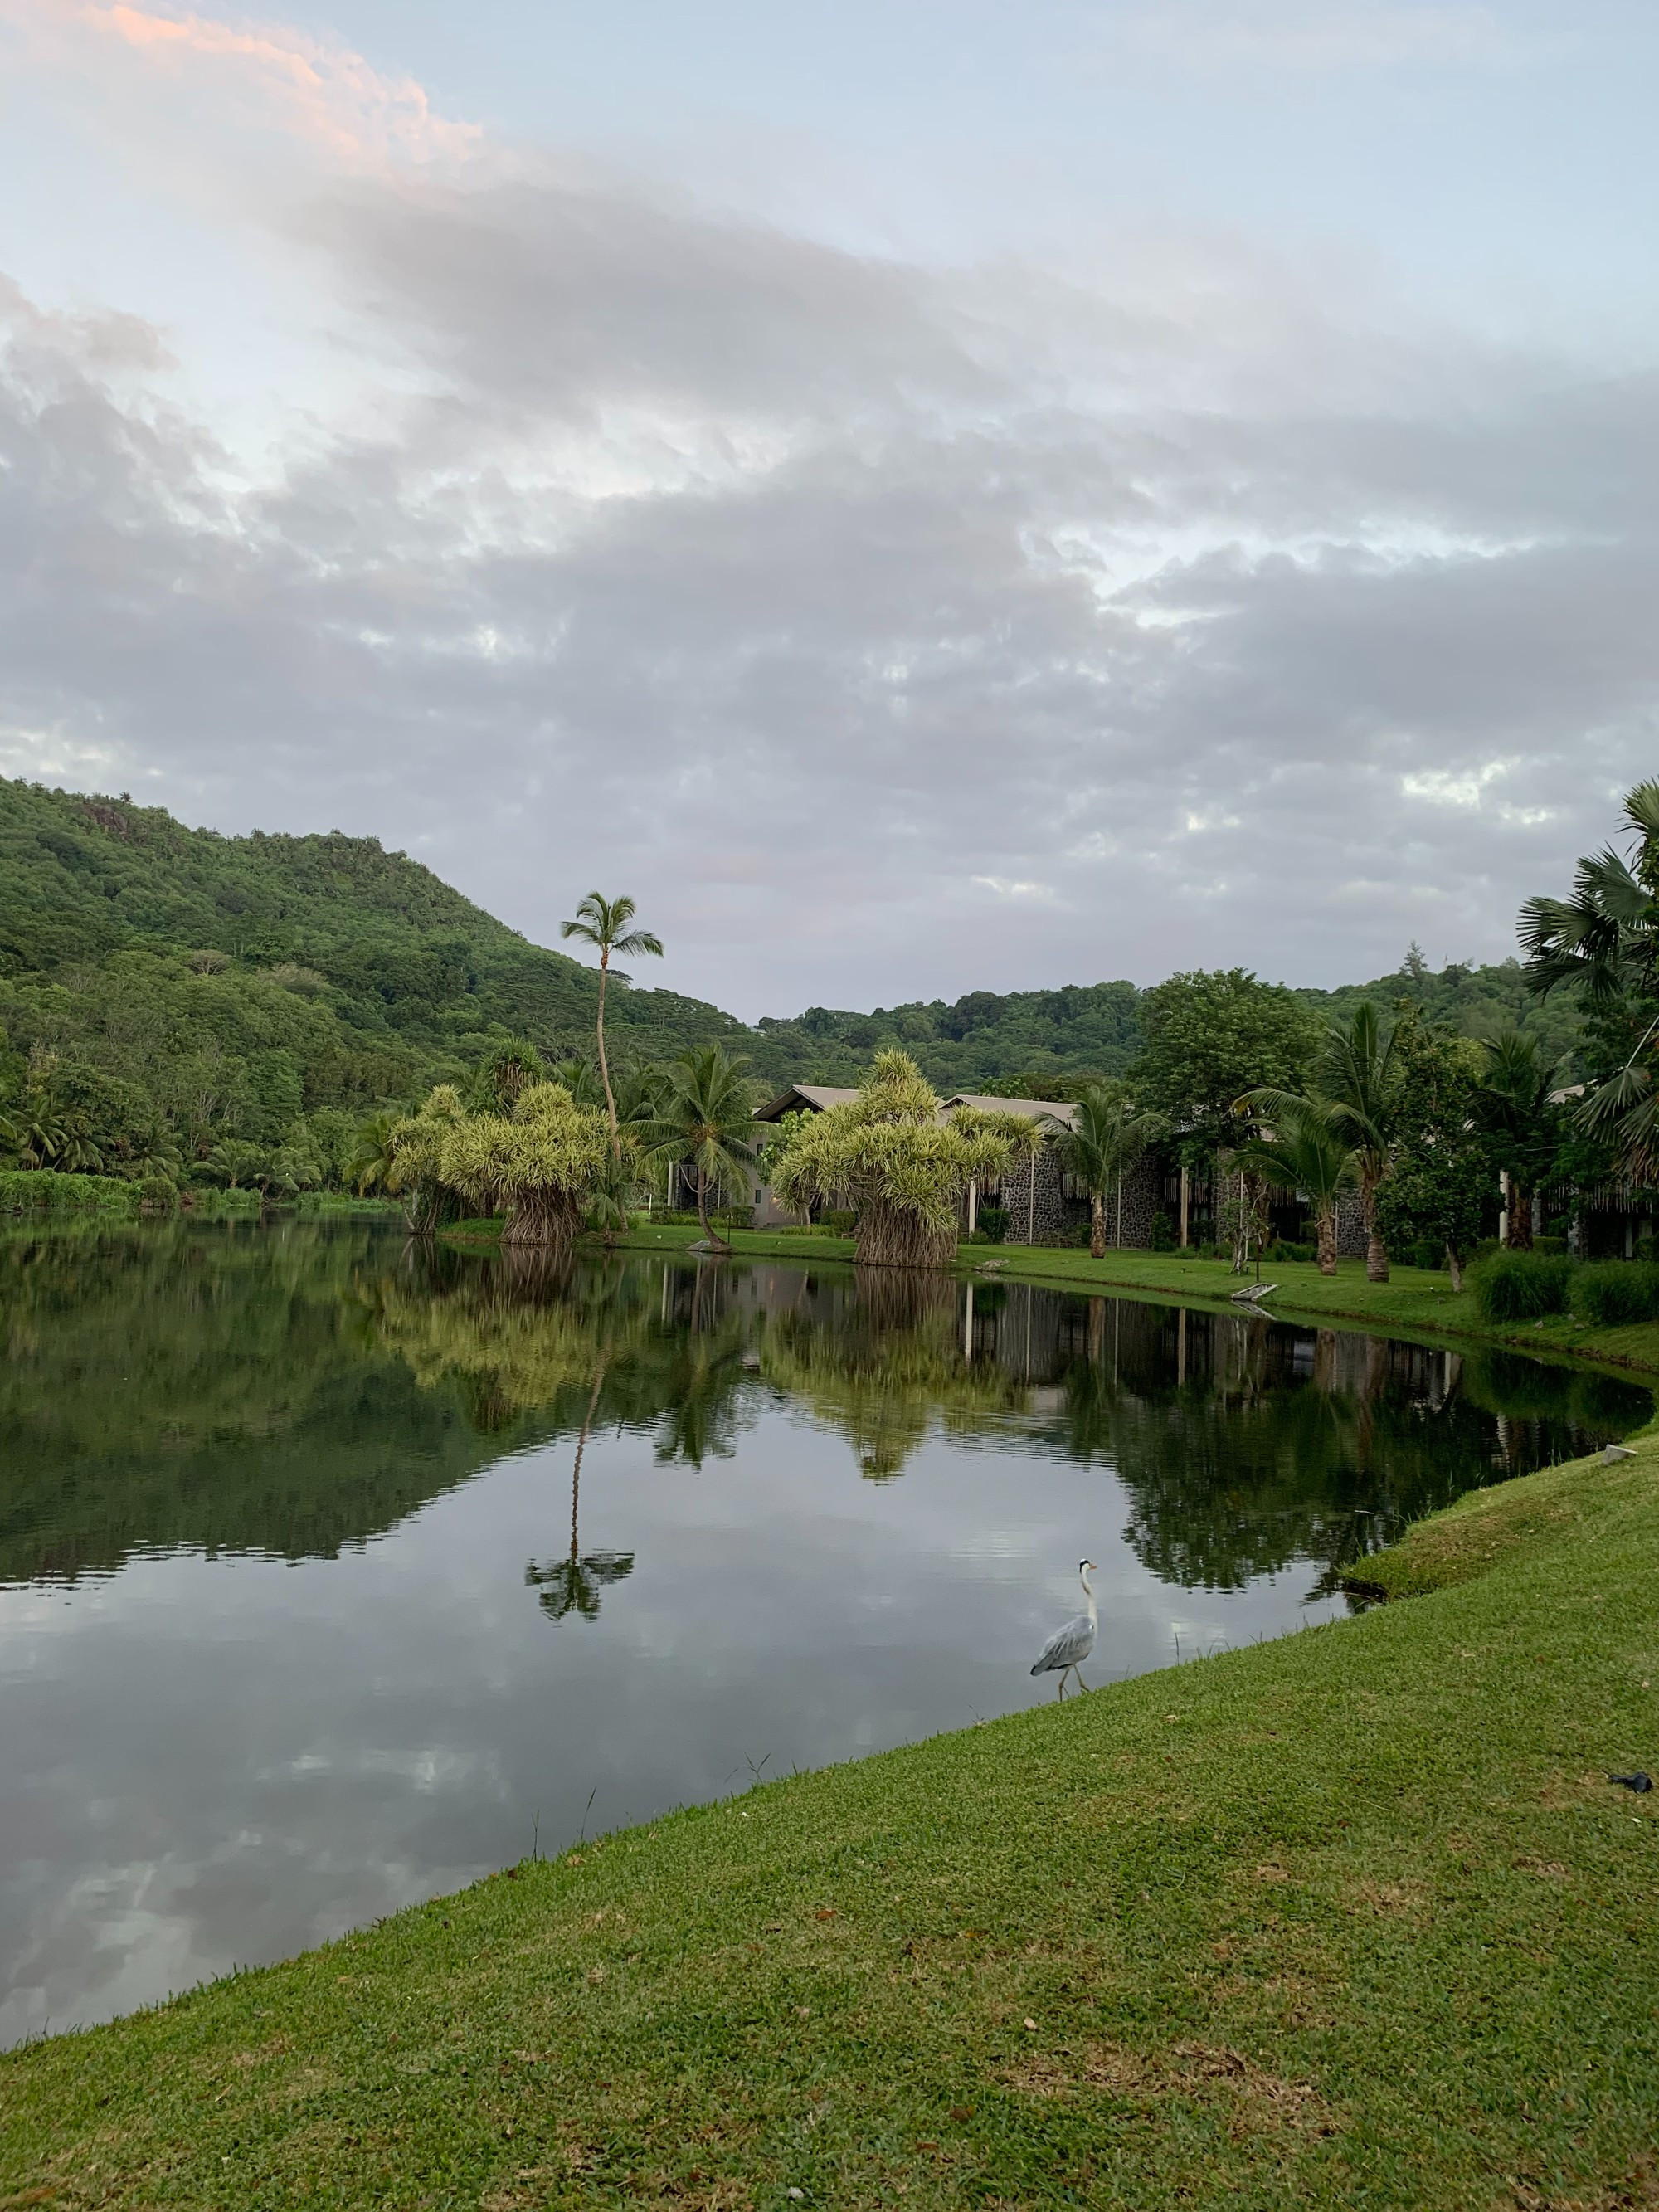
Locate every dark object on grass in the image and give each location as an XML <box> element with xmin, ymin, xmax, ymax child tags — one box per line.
<box><xmin>1608</xmin><ymin>1771</ymin><xmax>1653</xmax><ymax>1793</ymax></box>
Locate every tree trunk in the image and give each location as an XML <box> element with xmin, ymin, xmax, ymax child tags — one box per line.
<box><xmin>1316</xmin><ymin>1201</ymin><xmax>1339</xmax><ymax>1276</ymax></box>
<box><xmin>596</xmin><ymin>957</ymin><xmax>619</xmax><ymax>1158</ymax></box>
<box><xmin>1506</xmin><ymin>1179</ymin><xmax>1533</xmax><ymax>1251</ymax></box>
<box><xmin>1090</xmin><ymin>1191</ymin><xmax>1106</xmax><ymax>1260</ymax></box>
<box><xmin>501</xmin><ymin>1188</ymin><xmax>582</xmax><ymax>1248</ymax></box>
<box><xmin>697</xmin><ymin>1163</ymin><xmax>732</xmax><ymax>1254</ymax></box>
<box><xmin>1446</xmin><ymin>1243</ymin><xmax>1464</xmax><ymax>1293</ymax></box>
<box><xmin>853</xmin><ymin>1197</ymin><xmax>957</xmax><ymax>1270</ymax></box>
<box><xmin>1363</xmin><ymin>1165</ymin><xmax>1389</xmax><ymax>1283</ymax></box>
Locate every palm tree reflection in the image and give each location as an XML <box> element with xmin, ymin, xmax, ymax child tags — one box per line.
<box><xmin>525</xmin><ymin>1349</ymin><xmax>635</xmax><ymax>1623</ymax></box>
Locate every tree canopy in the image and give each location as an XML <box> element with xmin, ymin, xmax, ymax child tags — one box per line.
<box><xmin>766</xmin><ymin>1050</ymin><xmax>1039</xmax><ymax>1269</ymax></box>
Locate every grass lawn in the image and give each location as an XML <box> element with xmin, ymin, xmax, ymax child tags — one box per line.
<box><xmin>6</xmin><ymin>1441</ymin><xmax>1659</xmax><ymax>2208</ymax></box>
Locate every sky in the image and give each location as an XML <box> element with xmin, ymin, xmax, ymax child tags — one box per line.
<box><xmin>1</xmin><ymin>1</ymin><xmax>1655</xmax><ymax>1021</ymax></box>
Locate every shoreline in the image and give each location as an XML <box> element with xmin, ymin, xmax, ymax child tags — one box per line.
<box><xmin>7</xmin><ymin>1435</ymin><xmax>1657</xmax><ymax>2205</ymax></box>
<box><xmin>442</xmin><ymin>1217</ymin><xmax>1659</xmax><ymax>1386</ymax></box>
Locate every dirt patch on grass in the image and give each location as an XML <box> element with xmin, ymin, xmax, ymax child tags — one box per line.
<box><xmin>998</xmin><ymin>2037</ymin><xmax>1337</xmax><ymax>2136</ymax></box>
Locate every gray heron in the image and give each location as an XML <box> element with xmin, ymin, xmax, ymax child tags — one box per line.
<box><xmin>1030</xmin><ymin>1560</ymin><xmax>1097</xmax><ymax>1698</ymax></box>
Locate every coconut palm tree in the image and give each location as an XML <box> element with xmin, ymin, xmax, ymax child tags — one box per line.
<box><xmin>1229</xmin><ymin>1098</ymin><xmax>1360</xmax><ymax>1276</ymax></box>
<box><xmin>1040</xmin><ymin>1085</ymin><xmax>1162</xmax><ymax>1259</ymax></box>
<box><xmin>558</xmin><ymin>894</ymin><xmax>664</xmax><ymax>1154</ymax></box>
<box><xmin>350</xmin><ymin>1110</ymin><xmax>402</xmax><ymax>1196</ymax></box>
<box><xmin>641</xmin><ymin>1045</ymin><xmax>756</xmax><ymax>1254</ymax></box>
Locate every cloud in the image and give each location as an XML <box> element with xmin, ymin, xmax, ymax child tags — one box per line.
<box><xmin>0</xmin><ymin>7</ymin><xmax>1652</xmax><ymax>1018</ymax></box>
<box><xmin>2</xmin><ymin>0</ymin><xmax>483</xmax><ymax>185</ymax></box>
<box><xmin>1112</xmin><ymin>2</ymin><xmax>1540</xmax><ymax>73</ymax></box>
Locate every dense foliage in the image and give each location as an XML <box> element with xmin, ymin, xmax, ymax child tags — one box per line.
<box><xmin>0</xmin><ymin>777</ymin><xmax>764</xmax><ymax>1186</ymax></box>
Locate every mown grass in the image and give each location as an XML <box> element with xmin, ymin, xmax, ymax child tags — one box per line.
<box><xmin>5</xmin><ymin>1443</ymin><xmax>1659</xmax><ymax>2209</ymax></box>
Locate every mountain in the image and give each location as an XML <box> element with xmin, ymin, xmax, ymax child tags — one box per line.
<box><xmin>0</xmin><ymin>777</ymin><xmax>1583</xmax><ymax>1166</ymax></box>
<box><xmin>0</xmin><ymin>777</ymin><xmax>778</xmax><ymax>1147</ymax></box>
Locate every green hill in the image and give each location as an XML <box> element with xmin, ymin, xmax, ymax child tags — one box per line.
<box><xmin>0</xmin><ymin>777</ymin><xmax>1584</xmax><ymax>1177</ymax></box>
<box><xmin>754</xmin><ymin>953</ymin><xmax>1583</xmax><ymax>1096</ymax></box>
<box><xmin>0</xmin><ymin>777</ymin><xmax>772</xmax><ymax>1156</ymax></box>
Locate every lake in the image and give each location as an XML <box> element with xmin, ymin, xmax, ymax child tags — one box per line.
<box><xmin>1</xmin><ymin>1216</ymin><xmax>1647</xmax><ymax>2045</ymax></box>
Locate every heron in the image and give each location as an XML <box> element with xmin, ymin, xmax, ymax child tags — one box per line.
<box><xmin>1030</xmin><ymin>1560</ymin><xmax>1098</xmax><ymax>1699</ymax></box>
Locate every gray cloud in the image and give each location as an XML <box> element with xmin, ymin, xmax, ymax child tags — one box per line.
<box><xmin>1</xmin><ymin>168</ymin><xmax>1653</xmax><ymax>1019</ymax></box>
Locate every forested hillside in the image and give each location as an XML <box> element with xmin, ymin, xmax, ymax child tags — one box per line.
<box><xmin>755</xmin><ymin>948</ymin><xmax>1583</xmax><ymax>1096</ymax></box>
<box><xmin>0</xmin><ymin>778</ymin><xmax>770</xmax><ymax>1162</ymax></box>
<box><xmin>0</xmin><ymin>777</ymin><xmax>1584</xmax><ymax>1187</ymax></box>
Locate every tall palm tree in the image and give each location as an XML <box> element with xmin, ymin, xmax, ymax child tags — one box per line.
<box><xmin>1253</xmin><ymin>1002</ymin><xmax>1399</xmax><ymax>1281</ymax></box>
<box><xmin>1230</xmin><ymin>1098</ymin><xmax>1360</xmax><ymax>1277</ymax></box>
<box><xmin>1473</xmin><ymin>1026</ymin><xmax>1560</xmax><ymax>1251</ymax></box>
<box><xmin>642</xmin><ymin>1045</ymin><xmax>756</xmax><ymax>1254</ymax></box>
<box><xmin>1040</xmin><ymin>1085</ymin><xmax>1161</xmax><ymax>1259</ymax></box>
<box><xmin>558</xmin><ymin>894</ymin><xmax>664</xmax><ymax>1154</ymax></box>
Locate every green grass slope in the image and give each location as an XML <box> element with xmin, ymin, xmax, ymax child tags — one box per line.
<box><xmin>6</xmin><ymin>1442</ymin><xmax>1657</xmax><ymax>2209</ymax></box>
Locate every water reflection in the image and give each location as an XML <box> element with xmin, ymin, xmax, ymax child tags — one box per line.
<box><xmin>0</xmin><ymin>1220</ymin><xmax>1647</xmax><ymax>2043</ymax></box>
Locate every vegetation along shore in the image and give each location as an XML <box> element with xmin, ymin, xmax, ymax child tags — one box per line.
<box><xmin>4</xmin><ymin>1431</ymin><xmax>1656</xmax><ymax>2208</ymax></box>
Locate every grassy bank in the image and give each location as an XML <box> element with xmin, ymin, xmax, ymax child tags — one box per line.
<box><xmin>6</xmin><ymin>1442</ymin><xmax>1659</xmax><ymax>2209</ymax></box>
<box><xmin>492</xmin><ymin>1220</ymin><xmax>1659</xmax><ymax>1380</ymax></box>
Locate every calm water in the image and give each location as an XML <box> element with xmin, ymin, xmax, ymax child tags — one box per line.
<box><xmin>1</xmin><ymin>1217</ymin><xmax>1648</xmax><ymax>2044</ymax></box>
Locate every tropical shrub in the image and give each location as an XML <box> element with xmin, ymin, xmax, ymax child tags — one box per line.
<box><xmin>1264</xmin><ymin>1238</ymin><xmax>1315</xmax><ymax>1264</ymax></box>
<box><xmin>975</xmin><ymin>1204</ymin><xmax>1010</xmax><ymax>1244</ymax></box>
<box><xmin>1571</xmin><ymin>1261</ymin><xmax>1659</xmax><ymax>1328</ymax></box>
<box><xmin>766</xmin><ymin>1051</ymin><xmax>1039</xmax><ymax>1270</ymax></box>
<box><xmin>1468</xmin><ymin>1250</ymin><xmax>1575</xmax><ymax>1322</ymax></box>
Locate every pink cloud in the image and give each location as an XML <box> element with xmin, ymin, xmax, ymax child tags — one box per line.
<box><xmin>11</xmin><ymin>0</ymin><xmax>483</xmax><ymax>171</ymax></box>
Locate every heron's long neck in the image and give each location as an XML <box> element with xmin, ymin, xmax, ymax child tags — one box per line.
<box><xmin>1081</xmin><ymin>1566</ymin><xmax>1097</xmax><ymax>1623</ymax></box>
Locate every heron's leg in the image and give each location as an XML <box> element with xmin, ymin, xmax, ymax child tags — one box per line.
<box><xmin>1055</xmin><ymin>1672</ymin><xmax>1065</xmax><ymax>1701</ymax></box>
<box><xmin>1075</xmin><ymin>1672</ymin><xmax>1091</xmax><ymax>1693</ymax></box>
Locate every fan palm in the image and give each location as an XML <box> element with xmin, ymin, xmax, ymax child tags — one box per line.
<box><xmin>1472</xmin><ymin>1026</ymin><xmax>1560</xmax><ymax>1250</ymax></box>
<box><xmin>1040</xmin><ymin>1085</ymin><xmax>1162</xmax><ymax>1259</ymax></box>
<box><xmin>1520</xmin><ymin>780</ymin><xmax>1659</xmax><ymax>1178</ymax></box>
<box><xmin>558</xmin><ymin>894</ymin><xmax>664</xmax><ymax>1154</ymax></box>
<box><xmin>1250</xmin><ymin>1001</ymin><xmax>1399</xmax><ymax>1280</ymax></box>
<box><xmin>1229</xmin><ymin>1098</ymin><xmax>1360</xmax><ymax>1276</ymax></box>
<box><xmin>641</xmin><ymin>1045</ymin><xmax>756</xmax><ymax>1254</ymax></box>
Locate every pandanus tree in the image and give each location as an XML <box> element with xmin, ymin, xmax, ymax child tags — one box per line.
<box><xmin>389</xmin><ymin>1081</ymin><xmax>609</xmax><ymax>1248</ymax></box>
<box><xmin>1520</xmin><ymin>779</ymin><xmax>1659</xmax><ymax>1180</ymax></box>
<box><xmin>767</xmin><ymin>1050</ymin><xmax>1039</xmax><ymax>1270</ymax></box>
<box><xmin>558</xmin><ymin>894</ymin><xmax>664</xmax><ymax>1155</ymax></box>
<box><xmin>641</xmin><ymin>1044</ymin><xmax>757</xmax><ymax>1253</ymax></box>
<box><xmin>1040</xmin><ymin>1084</ymin><xmax>1163</xmax><ymax>1259</ymax></box>
<box><xmin>1229</xmin><ymin>1096</ymin><xmax>1360</xmax><ymax>1275</ymax></box>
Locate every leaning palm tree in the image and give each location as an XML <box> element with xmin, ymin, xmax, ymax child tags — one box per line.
<box><xmin>558</xmin><ymin>894</ymin><xmax>664</xmax><ymax>1154</ymax></box>
<box><xmin>641</xmin><ymin>1045</ymin><xmax>756</xmax><ymax>1255</ymax></box>
<box><xmin>1229</xmin><ymin>1097</ymin><xmax>1360</xmax><ymax>1277</ymax></box>
<box><xmin>1250</xmin><ymin>1002</ymin><xmax>1399</xmax><ymax>1281</ymax></box>
<box><xmin>1040</xmin><ymin>1085</ymin><xmax>1162</xmax><ymax>1259</ymax></box>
